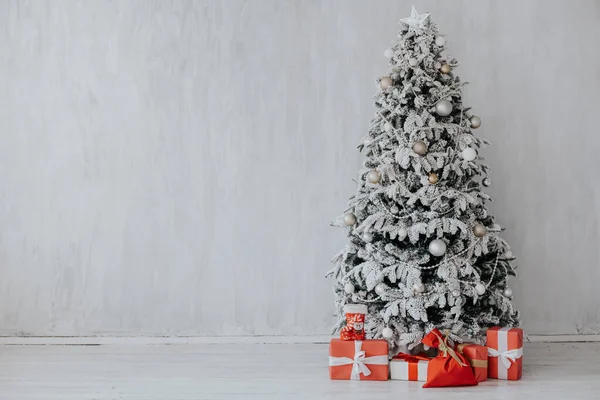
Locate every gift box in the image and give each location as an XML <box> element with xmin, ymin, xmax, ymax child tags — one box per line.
<box><xmin>486</xmin><ymin>327</ymin><xmax>523</xmax><ymax>380</ymax></box>
<box><xmin>457</xmin><ymin>343</ymin><xmax>488</xmax><ymax>382</ymax></box>
<box><xmin>329</xmin><ymin>339</ymin><xmax>389</xmax><ymax>380</ymax></box>
<box><xmin>390</xmin><ymin>353</ymin><xmax>430</xmax><ymax>381</ymax></box>
<box><xmin>340</xmin><ymin>304</ymin><xmax>367</xmax><ymax>341</ymax></box>
<box><xmin>421</xmin><ymin>329</ymin><xmax>478</xmax><ymax>388</ymax></box>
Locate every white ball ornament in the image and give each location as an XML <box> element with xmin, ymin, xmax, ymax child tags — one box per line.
<box><xmin>408</xmin><ymin>58</ymin><xmax>418</xmax><ymax>67</ymax></box>
<box><xmin>482</xmin><ymin>177</ymin><xmax>491</xmax><ymax>187</ymax></box>
<box><xmin>344</xmin><ymin>283</ymin><xmax>355</xmax><ymax>294</ymax></box>
<box><xmin>380</xmin><ymin>76</ymin><xmax>393</xmax><ymax>90</ymax></box>
<box><xmin>384</xmin><ymin>122</ymin><xmax>393</xmax><ymax>132</ymax></box>
<box><xmin>382</xmin><ymin>327</ymin><xmax>393</xmax><ymax>339</ymax></box>
<box><xmin>435</xmin><ymin>100</ymin><xmax>453</xmax><ymax>116</ymax></box>
<box><xmin>428</xmin><ymin>239</ymin><xmax>447</xmax><ymax>257</ymax></box>
<box><xmin>343</xmin><ymin>212</ymin><xmax>356</xmax><ymax>226</ymax></box>
<box><xmin>452</xmin><ymin>289</ymin><xmax>461</xmax><ymax>297</ymax></box>
<box><xmin>367</xmin><ymin>170</ymin><xmax>381</xmax><ymax>184</ymax></box>
<box><xmin>375</xmin><ymin>283</ymin><xmax>386</xmax><ymax>296</ymax></box>
<box><xmin>435</xmin><ymin>36</ymin><xmax>446</xmax><ymax>46</ymax></box>
<box><xmin>390</xmin><ymin>205</ymin><xmax>399</xmax><ymax>215</ymax></box>
<box><xmin>384</xmin><ymin>48</ymin><xmax>394</xmax><ymax>58</ymax></box>
<box><xmin>413</xmin><ymin>282</ymin><xmax>425</xmax><ymax>293</ymax></box>
<box><xmin>505</xmin><ymin>251</ymin><xmax>514</xmax><ymax>259</ymax></box>
<box><xmin>475</xmin><ymin>283</ymin><xmax>486</xmax><ymax>295</ymax></box>
<box><xmin>504</xmin><ymin>288</ymin><xmax>513</xmax><ymax>297</ymax></box>
<box><xmin>363</xmin><ymin>232</ymin><xmax>374</xmax><ymax>243</ymax></box>
<box><xmin>461</xmin><ymin>147</ymin><xmax>477</xmax><ymax>162</ymax></box>
<box><xmin>398</xmin><ymin>227</ymin><xmax>408</xmax><ymax>241</ymax></box>
<box><xmin>423</xmin><ymin>344</ymin><xmax>430</xmax><ymax>351</ymax></box>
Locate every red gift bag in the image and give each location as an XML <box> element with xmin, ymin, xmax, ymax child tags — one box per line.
<box><xmin>421</xmin><ymin>329</ymin><xmax>478</xmax><ymax>388</ymax></box>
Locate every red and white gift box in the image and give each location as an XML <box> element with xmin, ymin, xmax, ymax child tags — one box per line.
<box><xmin>329</xmin><ymin>339</ymin><xmax>389</xmax><ymax>380</ymax></box>
<box><xmin>390</xmin><ymin>354</ymin><xmax>430</xmax><ymax>381</ymax></box>
<box><xmin>486</xmin><ymin>327</ymin><xmax>523</xmax><ymax>380</ymax></box>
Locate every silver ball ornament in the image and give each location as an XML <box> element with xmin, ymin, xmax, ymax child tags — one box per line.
<box><xmin>435</xmin><ymin>100</ymin><xmax>453</xmax><ymax>116</ymax></box>
<box><xmin>428</xmin><ymin>239</ymin><xmax>447</xmax><ymax>257</ymax></box>
<box><xmin>413</xmin><ymin>282</ymin><xmax>425</xmax><ymax>293</ymax></box>
<box><xmin>367</xmin><ymin>170</ymin><xmax>381</xmax><ymax>184</ymax></box>
<box><xmin>390</xmin><ymin>205</ymin><xmax>399</xmax><ymax>215</ymax></box>
<box><xmin>344</xmin><ymin>283</ymin><xmax>355</xmax><ymax>294</ymax></box>
<box><xmin>412</xmin><ymin>141</ymin><xmax>428</xmax><ymax>155</ymax></box>
<box><xmin>482</xmin><ymin>177</ymin><xmax>491</xmax><ymax>187</ymax></box>
<box><xmin>397</xmin><ymin>227</ymin><xmax>408</xmax><ymax>241</ymax></box>
<box><xmin>384</xmin><ymin>48</ymin><xmax>394</xmax><ymax>58</ymax></box>
<box><xmin>343</xmin><ymin>212</ymin><xmax>356</xmax><ymax>226</ymax></box>
<box><xmin>380</xmin><ymin>76</ymin><xmax>392</xmax><ymax>90</ymax></box>
<box><xmin>435</xmin><ymin>36</ymin><xmax>446</xmax><ymax>46</ymax></box>
<box><xmin>475</xmin><ymin>283</ymin><xmax>486</xmax><ymax>295</ymax></box>
<box><xmin>504</xmin><ymin>288</ymin><xmax>513</xmax><ymax>297</ymax></box>
<box><xmin>461</xmin><ymin>147</ymin><xmax>477</xmax><ymax>162</ymax></box>
<box><xmin>384</xmin><ymin>122</ymin><xmax>393</xmax><ymax>132</ymax></box>
<box><xmin>375</xmin><ymin>283</ymin><xmax>386</xmax><ymax>296</ymax></box>
<box><xmin>362</xmin><ymin>232</ymin><xmax>374</xmax><ymax>243</ymax></box>
<box><xmin>470</xmin><ymin>116</ymin><xmax>482</xmax><ymax>129</ymax></box>
<box><xmin>473</xmin><ymin>223</ymin><xmax>487</xmax><ymax>238</ymax></box>
<box><xmin>408</xmin><ymin>58</ymin><xmax>418</xmax><ymax>67</ymax></box>
<box><xmin>452</xmin><ymin>289</ymin><xmax>460</xmax><ymax>297</ymax></box>
<box><xmin>382</xmin><ymin>327</ymin><xmax>393</xmax><ymax>339</ymax></box>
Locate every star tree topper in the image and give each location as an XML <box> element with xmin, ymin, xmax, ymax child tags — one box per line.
<box><xmin>399</xmin><ymin>6</ymin><xmax>430</xmax><ymax>33</ymax></box>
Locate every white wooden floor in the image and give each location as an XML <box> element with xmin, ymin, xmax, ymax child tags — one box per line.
<box><xmin>0</xmin><ymin>342</ymin><xmax>598</xmax><ymax>399</ymax></box>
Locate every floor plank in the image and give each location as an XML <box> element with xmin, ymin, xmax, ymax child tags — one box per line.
<box><xmin>0</xmin><ymin>342</ymin><xmax>598</xmax><ymax>399</ymax></box>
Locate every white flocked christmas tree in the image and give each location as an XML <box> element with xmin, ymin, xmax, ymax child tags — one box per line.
<box><xmin>329</xmin><ymin>7</ymin><xmax>519</xmax><ymax>355</ymax></box>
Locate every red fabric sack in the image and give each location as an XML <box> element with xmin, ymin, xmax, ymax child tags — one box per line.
<box><xmin>421</xmin><ymin>329</ymin><xmax>478</xmax><ymax>388</ymax></box>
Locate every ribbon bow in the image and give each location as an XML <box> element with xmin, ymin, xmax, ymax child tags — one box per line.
<box><xmin>328</xmin><ymin>340</ymin><xmax>389</xmax><ymax>380</ymax></box>
<box><xmin>429</xmin><ymin>329</ymin><xmax>467</xmax><ymax>367</ymax></box>
<box><xmin>487</xmin><ymin>347</ymin><xmax>523</xmax><ymax>369</ymax></box>
<box><xmin>394</xmin><ymin>353</ymin><xmax>430</xmax><ymax>363</ymax></box>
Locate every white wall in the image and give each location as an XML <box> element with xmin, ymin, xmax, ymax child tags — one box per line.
<box><xmin>0</xmin><ymin>0</ymin><xmax>598</xmax><ymax>337</ymax></box>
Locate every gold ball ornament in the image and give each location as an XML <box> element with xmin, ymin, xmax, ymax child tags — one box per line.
<box><xmin>473</xmin><ymin>223</ymin><xmax>487</xmax><ymax>237</ymax></box>
<box><xmin>470</xmin><ymin>116</ymin><xmax>481</xmax><ymax>129</ymax></box>
<box><xmin>440</xmin><ymin>64</ymin><xmax>451</xmax><ymax>74</ymax></box>
<box><xmin>367</xmin><ymin>170</ymin><xmax>381</xmax><ymax>184</ymax></box>
<box><xmin>428</xmin><ymin>172</ymin><xmax>439</xmax><ymax>184</ymax></box>
<box><xmin>379</xmin><ymin>76</ymin><xmax>392</xmax><ymax>90</ymax></box>
<box><xmin>412</xmin><ymin>141</ymin><xmax>428</xmax><ymax>155</ymax></box>
<box><xmin>343</xmin><ymin>212</ymin><xmax>357</xmax><ymax>226</ymax></box>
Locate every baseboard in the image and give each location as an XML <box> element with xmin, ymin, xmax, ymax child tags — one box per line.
<box><xmin>0</xmin><ymin>334</ymin><xmax>599</xmax><ymax>345</ymax></box>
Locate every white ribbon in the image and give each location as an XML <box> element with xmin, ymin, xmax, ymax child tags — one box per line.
<box><xmin>488</xmin><ymin>327</ymin><xmax>523</xmax><ymax>379</ymax></box>
<box><xmin>328</xmin><ymin>340</ymin><xmax>389</xmax><ymax>380</ymax></box>
<box><xmin>488</xmin><ymin>347</ymin><xmax>523</xmax><ymax>370</ymax></box>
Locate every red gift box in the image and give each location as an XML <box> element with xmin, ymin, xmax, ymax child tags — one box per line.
<box><xmin>486</xmin><ymin>327</ymin><xmax>523</xmax><ymax>380</ymax></box>
<box><xmin>457</xmin><ymin>343</ymin><xmax>488</xmax><ymax>382</ymax></box>
<box><xmin>329</xmin><ymin>339</ymin><xmax>389</xmax><ymax>380</ymax></box>
<box><xmin>390</xmin><ymin>353</ymin><xmax>430</xmax><ymax>381</ymax></box>
<box><xmin>421</xmin><ymin>329</ymin><xmax>478</xmax><ymax>388</ymax></box>
<box><xmin>340</xmin><ymin>305</ymin><xmax>367</xmax><ymax>341</ymax></box>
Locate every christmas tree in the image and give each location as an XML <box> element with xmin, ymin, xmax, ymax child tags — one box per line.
<box><xmin>329</xmin><ymin>7</ymin><xmax>519</xmax><ymax>354</ymax></box>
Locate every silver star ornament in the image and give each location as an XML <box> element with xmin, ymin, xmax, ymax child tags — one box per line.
<box><xmin>399</xmin><ymin>6</ymin><xmax>430</xmax><ymax>33</ymax></box>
